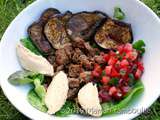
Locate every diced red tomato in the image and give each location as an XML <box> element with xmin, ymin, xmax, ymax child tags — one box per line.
<box><xmin>101</xmin><ymin>76</ymin><xmax>110</xmax><ymax>85</ymax></box>
<box><xmin>115</xmin><ymin>60</ymin><xmax>120</xmax><ymax>70</ymax></box>
<box><xmin>137</xmin><ymin>61</ymin><xmax>144</xmax><ymax>71</ymax></box>
<box><xmin>117</xmin><ymin>44</ymin><xmax>124</xmax><ymax>53</ymax></box>
<box><xmin>108</xmin><ymin>57</ymin><xmax>118</xmax><ymax>65</ymax></box>
<box><xmin>105</xmin><ymin>66</ymin><xmax>112</xmax><ymax>75</ymax></box>
<box><xmin>109</xmin><ymin>50</ymin><xmax>116</xmax><ymax>57</ymax></box>
<box><xmin>126</xmin><ymin>51</ymin><xmax>138</xmax><ymax>61</ymax></box>
<box><xmin>94</xmin><ymin>64</ymin><xmax>102</xmax><ymax>73</ymax></box>
<box><xmin>109</xmin><ymin>86</ymin><xmax>117</xmax><ymax>96</ymax></box>
<box><xmin>93</xmin><ymin>42</ymin><xmax>144</xmax><ymax>101</ymax></box>
<box><xmin>92</xmin><ymin>70</ymin><xmax>100</xmax><ymax>77</ymax></box>
<box><xmin>103</xmin><ymin>54</ymin><xmax>110</xmax><ymax>62</ymax></box>
<box><xmin>111</xmin><ymin>67</ymin><xmax>119</xmax><ymax>77</ymax></box>
<box><xmin>120</xmin><ymin>59</ymin><xmax>129</xmax><ymax>68</ymax></box>
<box><xmin>123</xmin><ymin>43</ymin><xmax>133</xmax><ymax>52</ymax></box>
<box><xmin>135</xmin><ymin>69</ymin><xmax>142</xmax><ymax>79</ymax></box>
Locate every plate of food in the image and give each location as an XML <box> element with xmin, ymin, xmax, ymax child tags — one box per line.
<box><xmin>0</xmin><ymin>0</ymin><xmax>160</xmax><ymax>120</ymax></box>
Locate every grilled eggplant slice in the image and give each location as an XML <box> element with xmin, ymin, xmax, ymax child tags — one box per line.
<box><xmin>39</xmin><ymin>8</ymin><xmax>61</xmax><ymax>25</ymax></box>
<box><xmin>28</xmin><ymin>8</ymin><xmax>60</xmax><ymax>55</ymax></box>
<box><xmin>66</xmin><ymin>11</ymin><xmax>107</xmax><ymax>40</ymax></box>
<box><xmin>28</xmin><ymin>22</ymin><xmax>54</xmax><ymax>55</ymax></box>
<box><xmin>56</xmin><ymin>11</ymin><xmax>72</xmax><ymax>25</ymax></box>
<box><xmin>44</xmin><ymin>12</ymin><xmax>72</xmax><ymax>49</ymax></box>
<box><xmin>95</xmin><ymin>19</ymin><xmax>133</xmax><ymax>49</ymax></box>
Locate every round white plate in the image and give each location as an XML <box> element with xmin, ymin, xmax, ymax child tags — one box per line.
<box><xmin>0</xmin><ymin>0</ymin><xmax>160</xmax><ymax>120</ymax></box>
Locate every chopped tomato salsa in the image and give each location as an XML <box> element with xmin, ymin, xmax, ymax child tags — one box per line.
<box><xmin>90</xmin><ymin>43</ymin><xmax>144</xmax><ymax>103</ymax></box>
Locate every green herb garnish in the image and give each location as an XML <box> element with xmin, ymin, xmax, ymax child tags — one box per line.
<box><xmin>133</xmin><ymin>40</ymin><xmax>146</xmax><ymax>54</ymax></box>
<box><xmin>109</xmin><ymin>78</ymin><xmax>119</xmax><ymax>86</ymax></box>
<box><xmin>114</xmin><ymin>7</ymin><xmax>125</xmax><ymax>20</ymax></box>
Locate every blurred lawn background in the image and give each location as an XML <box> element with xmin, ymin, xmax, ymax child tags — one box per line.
<box><xmin>0</xmin><ymin>0</ymin><xmax>160</xmax><ymax>120</ymax></box>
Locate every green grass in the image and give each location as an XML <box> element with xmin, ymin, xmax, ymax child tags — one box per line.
<box><xmin>0</xmin><ymin>0</ymin><xmax>160</xmax><ymax>120</ymax></box>
<box><xmin>141</xmin><ymin>0</ymin><xmax>160</xmax><ymax>16</ymax></box>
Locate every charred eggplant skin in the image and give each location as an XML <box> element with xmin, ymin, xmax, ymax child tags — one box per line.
<box><xmin>95</xmin><ymin>18</ymin><xmax>133</xmax><ymax>49</ymax></box>
<box><xmin>54</xmin><ymin>11</ymin><xmax>73</xmax><ymax>25</ymax></box>
<box><xmin>28</xmin><ymin>8</ymin><xmax>61</xmax><ymax>55</ymax></box>
<box><xmin>28</xmin><ymin>22</ymin><xmax>54</xmax><ymax>55</ymax></box>
<box><xmin>39</xmin><ymin>8</ymin><xmax>61</xmax><ymax>25</ymax></box>
<box><xmin>44</xmin><ymin>12</ymin><xmax>72</xmax><ymax>49</ymax></box>
<box><xmin>66</xmin><ymin>11</ymin><xmax>108</xmax><ymax>41</ymax></box>
<box><xmin>113</xmin><ymin>19</ymin><xmax>133</xmax><ymax>42</ymax></box>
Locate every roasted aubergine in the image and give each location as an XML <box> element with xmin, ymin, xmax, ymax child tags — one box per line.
<box><xmin>66</xmin><ymin>11</ymin><xmax>107</xmax><ymax>40</ymax></box>
<box><xmin>95</xmin><ymin>19</ymin><xmax>133</xmax><ymax>49</ymax></box>
<box><xmin>44</xmin><ymin>12</ymin><xmax>72</xmax><ymax>49</ymax></box>
<box><xmin>28</xmin><ymin>8</ymin><xmax>60</xmax><ymax>55</ymax></box>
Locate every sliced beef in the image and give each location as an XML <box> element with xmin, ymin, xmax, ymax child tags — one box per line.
<box><xmin>44</xmin><ymin>12</ymin><xmax>72</xmax><ymax>49</ymax></box>
<box><xmin>67</xmin><ymin>88</ymin><xmax>79</xmax><ymax>100</ymax></box>
<box><xmin>84</xmin><ymin>42</ymin><xmax>100</xmax><ymax>57</ymax></box>
<box><xmin>79</xmin><ymin>71</ymin><xmax>91</xmax><ymax>85</ymax></box>
<box><xmin>72</xmin><ymin>38</ymin><xmax>99</xmax><ymax>57</ymax></box>
<box><xmin>64</xmin><ymin>43</ymin><xmax>73</xmax><ymax>59</ymax></box>
<box><xmin>68</xmin><ymin>64</ymin><xmax>82</xmax><ymax>78</ymax></box>
<box><xmin>55</xmin><ymin>49</ymin><xmax>69</xmax><ymax>65</ymax></box>
<box><xmin>67</xmin><ymin>11</ymin><xmax>107</xmax><ymax>40</ymax></box>
<box><xmin>28</xmin><ymin>22</ymin><xmax>54</xmax><ymax>55</ymax></box>
<box><xmin>72</xmin><ymin>48</ymin><xmax>83</xmax><ymax>63</ymax></box>
<box><xmin>95</xmin><ymin>19</ymin><xmax>133</xmax><ymax>49</ymax></box>
<box><xmin>79</xmin><ymin>55</ymin><xmax>94</xmax><ymax>70</ymax></box>
<box><xmin>39</xmin><ymin>8</ymin><xmax>61</xmax><ymax>25</ymax></box>
<box><xmin>94</xmin><ymin>55</ymin><xmax>105</xmax><ymax>64</ymax></box>
<box><xmin>54</xmin><ymin>43</ymin><xmax>73</xmax><ymax>66</ymax></box>
<box><xmin>72</xmin><ymin>38</ymin><xmax>86</xmax><ymax>49</ymax></box>
<box><xmin>68</xmin><ymin>78</ymin><xmax>80</xmax><ymax>88</ymax></box>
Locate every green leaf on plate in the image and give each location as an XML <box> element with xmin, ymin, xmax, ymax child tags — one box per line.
<box><xmin>8</xmin><ymin>71</ymin><xmax>38</xmax><ymax>85</ymax></box>
<box><xmin>34</xmin><ymin>79</ymin><xmax>46</xmax><ymax>103</ymax></box>
<box><xmin>114</xmin><ymin>7</ymin><xmax>125</xmax><ymax>20</ymax></box>
<box><xmin>27</xmin><ymin>89</ymin><xmax>47</xmax><ymax>112</ymax></box>
<box><xmin>55</xmin><ymin>101</ymin><xmax>77</xmax><ymax>117</ymax></box>
<box><xmin>20</xmin><ymin>37</ymin><xmax>41</xmax><ymax>55</ymax></box>
<box><xmin>133</xmin><ymin>40</ymin><xmax>146</xmax><ymax>54</ymax></box>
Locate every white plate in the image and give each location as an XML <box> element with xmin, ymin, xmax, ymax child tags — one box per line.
<box><xmin>0</xmin><ymin>0</ymin><xmax>160</xmax><ymax>120</ymax></box>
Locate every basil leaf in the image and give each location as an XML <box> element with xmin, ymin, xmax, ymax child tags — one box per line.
<box><xmin>20</xmin><ymin>37</ymin><xmax>41</xmax><ymax>55</ymax></box>
<box><xmin>27</xmin><ymin>89</ymin><xmax>47</xmax><ymax>112</ymax></box>
<box><xmin>114</xmin><ymin>7</ymin><xmax>125</xmax><ymax>20</ymax></box>
<box><xmin>55</xmin><ymin>101</ymin><xmax>77</xmax><ymax>117</ymax></box>
<box><xmin>133</xmin><ymin>40</ymin><xmax>146</xmax><ymax>54</ymax></box>
<box><xmin>8</xmin><ymin>71</ymin><xmax>38</xmax><ymax>85</ymax></box>
<box><xmin>102</xmin><ymin>81</ymin><xmax>144</xmax><ymax>115</ymax></box>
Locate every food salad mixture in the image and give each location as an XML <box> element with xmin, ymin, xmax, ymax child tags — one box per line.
<box><xmin>8</xmin><ymin>7</ymin><xmax>145</xmax><ymax>117</ymax></box>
